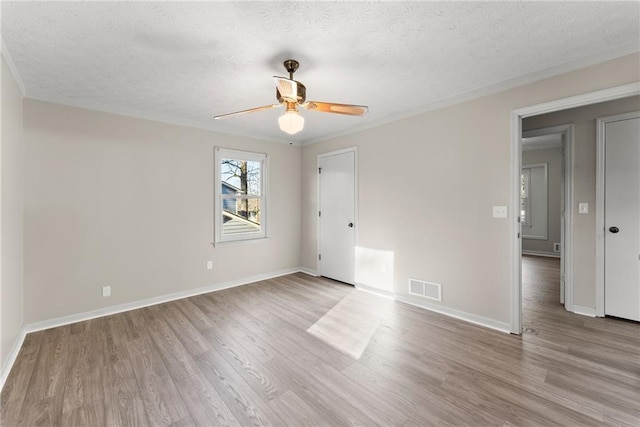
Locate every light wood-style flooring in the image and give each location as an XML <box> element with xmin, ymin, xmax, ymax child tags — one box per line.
<box><xmin>2</xmin><ymin>261</ymin><xmax>639</xmax><ymax>426</ymax></box>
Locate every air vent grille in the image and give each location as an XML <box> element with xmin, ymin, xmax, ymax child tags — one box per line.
<box><xmin>408</xmin><ymin>278</ymin><xmax>442</xmax><ymax>302</ymax></box>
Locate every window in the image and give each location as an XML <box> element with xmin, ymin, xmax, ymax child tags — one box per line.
<box><xmin>520</xmin><ymin>168</ymin><xmax>531</xmax><ymax>228</ymax></box>
<box><xmin>521</xmin><ymin>163</ymin><xmax>548</xmax><ymax>240</ymax></box>
<box><xmin>215</xmin><ymin>148</ymin><xmax>268</xmax><ymax>243</ymax></box>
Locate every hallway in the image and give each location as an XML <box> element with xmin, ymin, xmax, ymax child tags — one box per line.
<box><xmin>521</xmin><ymin>254</ymin><xmax>639</xmax><ymax>424</ymax></box>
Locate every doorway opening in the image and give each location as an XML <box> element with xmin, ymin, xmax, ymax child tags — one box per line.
<box><xmin>520</xmin><ymin>125</ymin><xmax>572</xmax><ymax>317</ymax></box>
<box><xmin>509</xmin><ymin>83</ymin><xmax>640</xmax><ymax>334</ymax></box>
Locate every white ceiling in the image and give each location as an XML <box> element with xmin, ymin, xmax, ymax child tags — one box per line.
<box><xmin>2</xmin><ymin>1</ymin><xmax>639</xmax><ymax>145</ymax></box>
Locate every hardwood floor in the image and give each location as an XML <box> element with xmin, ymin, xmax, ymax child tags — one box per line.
<box><xmin>2</xmin><ymin>265</ymin><xmax>639</xmax><ymax>426</ymax></box>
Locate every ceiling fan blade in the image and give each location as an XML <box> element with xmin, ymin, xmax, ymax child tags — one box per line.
<box><xmin>302</xmin><ymin>101</ymin><xmax>368</xmax><ymax>116</ymax></box>
<box><xmin>273</xmin><ymin>76</ymin><xmax>299</xmax><ymax>102</ymax></box>
<box><xmin>214</xmin><ymin>104</ymin><xmax>281</xmax><ymax>120</ymax></box>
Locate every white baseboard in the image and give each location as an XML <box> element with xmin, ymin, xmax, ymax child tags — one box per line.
<box><xmin>0</xmin><ymin>326</ymin><xmax>28</xmax><ymax>392</ymax></box>
<box><xmin>573</xmin><ymin>305</ymin><xmax>596</xmax><ymax>317</ymax></box>
<box><xmin>299</xmin><ymin>267</ymin><xmax>318</xmax><ymax>277</ymax></box>
<box><xmin>25</xmin><ymin>267</ymin><xmax>301</xmax><ymax>333</ymax></box>
<box><xmin>355</xmin><ymin>284</ymin><xmax>511</xmax><ymax>334</ymax></box>
<box><xmin>522</xmin><ymin>250</ymin><xmax>561</xmax><ymax>258</ymax></box>
<box><xmin>1</xmin><ymin>266</ymin><xmax>305</xmax><ymax>393</ymax></box>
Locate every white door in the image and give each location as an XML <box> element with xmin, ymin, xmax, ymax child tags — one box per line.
<box><xmin>604</xmin><ymin>115</ymin><xmax>640</xmax><ymax>321</ymax></box>
<box><xmin>319</xmin><ymin>150</ymin><xmax>356</xmax><ymax>284</ymax></box>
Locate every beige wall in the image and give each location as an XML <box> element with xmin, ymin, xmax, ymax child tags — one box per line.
<box><xmin>1</xmin><ymin>58</ymin><xmax>25</xmax><ymax>370</ymax></box>
<box><xmin>7</xmin><ymin>52</ymin><xmax>640</xmax><ymax>332</ymax></box>
<box><xmin>23</xmin><ymin>100</ymin><xmax>301</xmax><ymax>323</ymax></box>
<box><xmin>301</xmin><ymin>53</ymin><xmax>640</xmax><ymax>325</ymax></box>
<box><xmin>522</xmin><ymin>148</ymin><xmax>562</xmax><ymax>255</ymax></box>
<box><xmin>523</xmin><ymin>95</ymin><xmax>640</xmax><ymax>308</ymax></box>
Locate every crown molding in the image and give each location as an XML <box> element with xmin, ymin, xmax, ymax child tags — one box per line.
<box><xmin>26</xmin><ymin>91</ymin><xmax>301</xmax><ymax>146</ymax></box>
<box><xmin>302</xmin><ymin>41</ymin><xmax>640</xmax><ymax>146</ymax></box>
<box><xmin>1</xmin><ymin>37</ymin><xmax>26</xmax><ymax>96</ymax></box>
<box><xmin>7</xmin><ymin>37</ymin><xmax>639</xmax><ymax>148</ymax></box>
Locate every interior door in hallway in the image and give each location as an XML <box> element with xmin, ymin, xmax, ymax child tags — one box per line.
<box><xmin>604</xmin><ymin>114</ymin><xmax>640</xmax><ymax>321</ymax></box>
<box><xmin>319</xmin><ymin>150</ymin><xmax>356</xmax><ymax>284</ymax></box>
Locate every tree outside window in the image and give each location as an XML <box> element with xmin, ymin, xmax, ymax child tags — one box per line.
<box><xmin>215</xmin><ymin>148</ymin><xmax>268</xmax><ymax>243</ymax></box>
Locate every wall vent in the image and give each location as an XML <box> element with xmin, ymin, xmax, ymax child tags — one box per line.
<box><xmin>408</xmin><ymin>278</ymin><xmax>442</xmax><ymax>302</ymax></box>
<box><xmin>554</xmin><ymin>242</ymin><xmax>561</xmax><ymax>252</ymax></box>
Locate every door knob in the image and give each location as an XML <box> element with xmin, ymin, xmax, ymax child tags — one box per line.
<box><xmin>609</xmin><ymin>226</ymin><xmax>620</xmax><ymax>233</ymax></box>
<box><xmin>348</xmin><ymin>222</ymin><xmax>354</xmax><ymax>228</ymax></box>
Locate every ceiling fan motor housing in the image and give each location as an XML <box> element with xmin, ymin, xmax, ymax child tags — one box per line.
<box><xmin>283</xmin><ymin>59</ymin><xmax>299</xmax><ymax>75</ymax></box>
<box><xmin>276</xmin><ymin>82</ymin><xmax>306</xmax><ymax>104</ymax></box>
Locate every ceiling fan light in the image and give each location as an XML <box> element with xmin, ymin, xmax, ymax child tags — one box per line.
<box><xmin>278</xmin><ymin>110</ymin><xmax>304</xmax><ymax>135</ymax></box>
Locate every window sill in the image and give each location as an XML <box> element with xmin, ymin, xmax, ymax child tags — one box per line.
<box><xmin>212</xmin><ymin>237</ymin><xmax>270</xmax><ymax>248</ymax></box>
<box><xmin>522</xmin><ymin>235</ymin><xmax>548</xmax><ymax>241</ymax></box>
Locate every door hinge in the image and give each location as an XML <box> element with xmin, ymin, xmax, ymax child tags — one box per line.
<box><xmin>318</xmin><ymin>254</ymin><xmax>322</xmax><ymax>261</ymax></box>
<box><xmin>319</xmin><ymin>210</ymin><xmax>321</xmax><ymax>217</ymax></box>
<box><xmin>318</xmin><ymin>167</ymin><xmax>322</xmax><ymax>174</ymax></box>
<box><xmin>518</xmin><ymin>232</ymin><xmax>521</xmax><ymax>238</ymax></box>
<box><xmin>517</xmin><ymin>216</ymin><xmax>521</xmax><ymax>223</ymax></box>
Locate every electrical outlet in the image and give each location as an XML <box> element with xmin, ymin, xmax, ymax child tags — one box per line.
<box><xmin>207</xmin><ymin>260</ymin><xmax>213</xmax><ymax>270</ymax></box>
<box><xmin>102</xmin><ymin>286</ymin><xmax>111</xmax><ymax>297</ymax></box>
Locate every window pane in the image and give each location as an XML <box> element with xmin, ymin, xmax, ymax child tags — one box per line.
<box><xmin>520</xmin><ymin>169</ymin><xmax>530</xmax><ymax>226</ymax></box>
<box><xmin>221</xmin><ymin>159</ymin><xmax>261</xmax><ymax>196</ymax></box>
<box><xmin>222</xmin><ymin>198</ymin><xmax>262</xmax><ymax>236</ymax></box>
<box><xmin>215</xmin><ymin>148</ymin><xmax>267</xmax><ymax>243</ymax></box>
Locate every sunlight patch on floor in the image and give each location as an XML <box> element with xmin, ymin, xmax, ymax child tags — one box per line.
<box><xmin>306</xmin><ymin>288</ymin><xmax>394</xmax><ymax>360</ymax></box>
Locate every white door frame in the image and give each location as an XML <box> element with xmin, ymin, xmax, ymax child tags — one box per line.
<box><xmin>595</xmin><ymin>110</ymin><xmax>640</xmax><ymax>317</ymax></box>
<box><xmin>510</xmin><ymin>82</ymin><xmax>640</xmax><ymax>334</ymax></box>
<box><xmin>317</xmin><ymin>146</ymin><xmax>358</xmax><ymax>277</ymax></box>
<box><xmin>522</xmin><ymin>125</ymin><xmax>572</xmax><ymax>308</ymax></box>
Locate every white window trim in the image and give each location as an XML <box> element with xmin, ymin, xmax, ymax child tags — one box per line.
<box><xmin>214</xmin><ymin>147</ymin><xmax>268</xmax><ymax>245</ymax></box>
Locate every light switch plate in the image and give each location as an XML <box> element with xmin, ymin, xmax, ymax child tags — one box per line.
<box><xmin>578</xmin><ymin>202</ymin><xmax>589</xmax><ymax>214</ymax></box>
<box><xmin>493</xmin><ymin>206</ymin><xmax>508</xmax><ymax>218</ymax></box>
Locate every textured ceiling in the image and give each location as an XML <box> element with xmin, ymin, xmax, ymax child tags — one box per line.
<box><xmin>2</xmin><ymin>1</ymin><xmax>639</xmax><ymax>145</ymax></box>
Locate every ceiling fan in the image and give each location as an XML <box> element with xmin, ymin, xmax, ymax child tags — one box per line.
<box><xmin>214</xmin><ymin>59</ymin><xmax>368</xmax><ymax>135</ymax></box>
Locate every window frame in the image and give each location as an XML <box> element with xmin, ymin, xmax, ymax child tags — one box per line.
<box><xmin>214</xmin><ymin>147</ymin><xmax>268</xmax><ymax>244</ymax></box>
<box><xmin>520</xmin><ymin>168</ymin><xmax>532</xmax><ymax>229</ymax></box>
<box><xmin>521</xmin><ymin>162</ymin><xmax>548</xmax><ymax>240</ymax></box>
